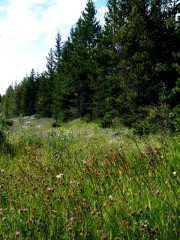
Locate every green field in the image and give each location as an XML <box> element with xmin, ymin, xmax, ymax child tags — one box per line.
<box><xmin>0</xmin><ymin>117</ymin><xmax>179</xmax><ymax>239</ymax></box>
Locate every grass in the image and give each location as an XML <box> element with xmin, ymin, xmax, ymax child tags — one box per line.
<box><xmin>0</xmin><ymin>117</ymin><xmax>179</xmax><ymax>239</ymax></box>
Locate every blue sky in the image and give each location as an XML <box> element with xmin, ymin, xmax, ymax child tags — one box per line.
<box><xmin>0</xmin><ymin>0</ymin><xmax>107</xmax><ymax>95</ymax></box>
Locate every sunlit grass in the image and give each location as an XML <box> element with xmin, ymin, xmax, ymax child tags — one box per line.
<box><xmin>0</xmin><ymin>117</ymin><xmax>179</xmax><ymax>239</ymax></box>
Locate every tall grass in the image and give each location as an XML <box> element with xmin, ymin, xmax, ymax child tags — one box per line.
<box><xmin>0</xmin><ymin>119</ymin><xmax>179</xmax><ymax>239</ymax></box>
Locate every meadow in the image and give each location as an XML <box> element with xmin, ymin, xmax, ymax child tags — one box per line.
<box><xmin>0</xmin><ymin>117</ymin><xmax>179</xmax><ymax>240</ymax></box>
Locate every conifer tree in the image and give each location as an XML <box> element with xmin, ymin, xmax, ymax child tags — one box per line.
<box><xmin>1</xmin><ymin>85</ymin><xmax>15</xmax><ymax>118</ymax></box>
<box><xmin>13</xmin><ymin>82</ymin><xmax>21</xmax><ymax>116</ymax></box>
<box><xmin>96</xmin><ymin>0</ymin><xmax>123</xmax><ymax>117</ymax></box>
<box><xmin>60</xmin><ymin>0</ymin><xmax>102</xmax><ymax>119</ymax></box>
<box><xmin>20</xmin><ymin>69</ymin><xmax>37</xmax><ymax>116</ymax></box>
<box><xmin>54</xmin><ymin>31</ymin><xmax>62</xmax><ymax>72</ymax></box>
<box><xmin>44</xmin><ymin>48</ymin><xmax>56</xmax><ymax>116</ymax></box>
<box><xmin>52</xmin><ymin>31</ymin><xmax>64</xmax><ymax>120</ymax></box>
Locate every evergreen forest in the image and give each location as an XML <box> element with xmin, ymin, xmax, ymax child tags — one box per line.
<box><xmin>0</xmin><ymin>1</ymin><xmax>180</xmax><ymax>239</ymax></box>
<box><xmin>0</xmin><ymin>0</ymin><xmax>180</xmax><ymax>134</ymax></box>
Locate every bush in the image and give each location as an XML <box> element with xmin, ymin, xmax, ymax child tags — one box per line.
<box><xmin>52</xmin><ymin>122</ymin><xmax>60</xmax><ymax>128</ymax></box>
<box><xmin>100</xmin><ymin>113</ymin><xmax>112</xmax><ymax>128</ymax></box>
<box><xmin>5</xmin><ymin>119</ymin><xmax>14</xmax><ymax>126</ymax></box>
<box><xmin>131</xmin><ymin>105</ymin><xmax>172</xmax><ymax>135</ymax></box>
<box><xmin>169</xmin><ymin>106</ymin><xmax>180</xmax><ymax>132</ymax></box>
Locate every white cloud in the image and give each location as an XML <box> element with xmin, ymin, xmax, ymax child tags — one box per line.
<box><xmin>0</xmin><ymin>0</ymin><xmax>106</xmax><ymax>95</ymax></box>
<box><xmin>97</xmin><ymin>6</ymin><xmax>108</xmax><ymax>25</ymax></box>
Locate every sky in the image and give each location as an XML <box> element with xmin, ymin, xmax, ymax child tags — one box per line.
<box><xmin>0</xmin><ymin>0</ymin><xmax>108</xmax><ymax>95</ymax></box>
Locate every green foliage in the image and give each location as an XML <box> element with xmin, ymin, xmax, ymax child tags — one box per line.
<box><xmin>0</xmin><ymin>116</ymin><xmax>14</xmax><ymax>156</ymax></box>
<box><xmin>0</xmin><ymin>120</ymin><xmax>179</xmax><ymax>239</ymax></box>
<box><xmin>5</xmin><ymin>119</ymin><xmax>14</xmax><ymax>126</ymax></box>
<box><xmin>131</xmin><ymin>105</ymin><xmax>170</xmax><ymax>135</ymax></box>
<box><xmin>1</xmin><ymin>0</ymin><xmax>179</xmax><ymax>135</ymax></box>
<box><xmin>100</xmin><ymin>113</ymin><xmax>113</xmax><ymax>128</ymax></box>
<box><xmin>52</xmin><ymin>122</ymin><xmax>60</xmax><ymax>128</ymax></box>
<box><xmin>169</xmin><ymin>106</ymin><xmax>180</xmax><ymax>132</ymax></box>
<box><xmin>0</xmin><ymin>116</ymin><xmax>14</xmax><ymax>128</ymax></box>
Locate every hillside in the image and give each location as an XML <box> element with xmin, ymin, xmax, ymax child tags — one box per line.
<box><xmin>0</xmin><ymin>117</ymin><xmax>179</xmax><ymax>239</ymax></box>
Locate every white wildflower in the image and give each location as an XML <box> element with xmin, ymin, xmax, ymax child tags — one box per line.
<box><xmin>56</xmin><ymin>174</ymin><xmax>64</xmax><ymax>179</ymax></box>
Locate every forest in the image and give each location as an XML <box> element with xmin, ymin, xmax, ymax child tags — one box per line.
<box><xmin>0</xmin><ymin>0</ymin><xmax>180</xmax><ymax>134</ymax></box>
<box><xmin>0</xmin><ymin>1</ymin><xmax>180</xmax><ymax>239</ymax></box>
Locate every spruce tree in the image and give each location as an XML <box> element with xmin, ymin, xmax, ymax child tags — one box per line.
<box><xmin>44</xmin><ymin>48</ymin><xmax>56</xmax><ymax>116</ymax></box>
<box><xmin>96</xmin><ymin>0</ymin><xmax>123</xmax><ymax>118</ymax></box>
<box><xmin>1</xmin><ymin>85</ymin><xmax>15</xmax><ymax>118</ymax></box>
<box><xmin>52</xmin><ymin>31</ymin><xmax>64</xmax><ymax>121</ymax></box>
<box><xmin>59</xmin><ymin>0</ymin><xmax>102</xmax><ymax>119</ymax></box>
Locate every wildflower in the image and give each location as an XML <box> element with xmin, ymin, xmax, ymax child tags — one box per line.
<box><xmin>124</xmin><ymin>221</ymin><xmax>130</xmax><ymax>226</ymax></box>
<box><xmin>112</xmin><ymin>151</ymin><xmax>116</xmax><ymax>160</ymax></box>
<box><xmin>15</xmin><ymin>231</ymin><xmax>20</xmax><ymax>237</ymax></box>
<box><xmin>97</xmin><ymin>225</ymin><xmax>103</xmax><ymax>230</ymax></box>
<box><xmin>139</xmin><ymin>209</ymin><xmax>143</xmax><ymax>214</ymax></box>
<box><xmin>139</xmin><ymin>223</ymin><xmax>145</xmax><ymax>229</ymax></box>
<box><xmin>129</xmin><ymin>211</ymin><xmax>136</xmax><ymax>216</ymax></box>
<box><xmin>117</xmin><ymin>169</ymin><xmax>121</xmax><ymax>175</ymax></box>
<box><xmin>68</xmin><ymin>227</ymin><xmax>72</xmax><ymax>232</ymax></box>
<box><xmin>56</xmin><ymin>173</ymin><xmax>64</xmax><ymax>179</ymax></box>
<box><xmin>47</xmin><ymin>187</ymin><xmax>55</xmax><ymax>192</ymax></box>
<box><xmin>109</xmin><ymin>195</ymin><xmax>113</xmax><ymax>201</ymax></box>
<box><xmin>100</xmin><ymin>235</ymin><xmax>107</xmax><ymax>240</ymax></box>
<box><xmin>172</xmin><ymin>171</ymin><xmax>176</xmax><ymax>176</ymax></box>
<box><xmin>90</xmin><ymin>211</ymin><xmax>95</xmax><ymax>216</ymax></box>
<box><xmin>103</xmin><ymin>159</ymin><xmax>108</xmax><ymax>165</ymax></box>
<box><xmin>122</xmin><ymin>161</ymin><xmax>127</xmax><ymax>172</ymax></box>
<box><xmin>2</xmin><ymin>216</ymin><xmax>7</xmax><ymax>222</ymax></box>
<box><xmin>70</xmin><ymin>217</ymin><xmax>75</xmax><ymax>221</ymax></box>
<box><xmin>103</xmin><ymin>202</ymin><xmax>108</xmax><ymax>207</ymax></box>
<box><xmin>151</xmin><ymin>226</ymin><xmax>159</xmax><ymax>233</ymax></box>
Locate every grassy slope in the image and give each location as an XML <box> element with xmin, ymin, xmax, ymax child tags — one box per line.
<box><xmin>0</xmin><ymin>117</ymin><xmax>179</xmax><ymax>239</ymax></box>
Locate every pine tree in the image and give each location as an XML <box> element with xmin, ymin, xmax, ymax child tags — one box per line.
<box><xmin>13</xmin><ymin>82</ymin><xmax>21</xmax><ymax>116</ymax></box>
<box><xmin>95</xmin><ymin>0</ymin><xmax>123</xmax><ymax>118</ymax></box>
<box><xmin>1</xmin><ymin>85</ymin><xmax>15</xmax><ymax>118</ymax></box>
<box><xmin>36</xmin><ymin>72</ymin><xmax>52</xmax><ymax>117</ymax></box>
<box><xmin>60</xmin><ymin>0</ymin><xmax>102</xmax><ymax>119</ymax></box>
<box><xmin>44</xmin><ymin>48</ymin><xmax>56</xmax><ymax>116</ymax></box>
<box><xmin>54</xmin><ymin>31</ymin><xmax>62</xmax><ymax>72</ymax></box>
<box><xmin>19</xmin><ymin>69</ymin><xmax>37</xmax><ymax>116</ymax></box>
<box><xmin>52</xmin><ymin>31</ymin><xmax>64</xmax><ymax>121</ymax></box>
<box><xmin>76</xmin><ymin>0</ymin><xmax>102</xmax><ymax>118</ymax></box>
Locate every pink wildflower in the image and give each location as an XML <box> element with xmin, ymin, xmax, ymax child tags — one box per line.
<box><xmin>15</xmin><ymin>231</ymin><xmax>20</xmax><ymax>237</ymax></box>
<box><xmin>109</xmin><ymin>195</ymin><xmax>113</xmax><ymax>201</ymax></box>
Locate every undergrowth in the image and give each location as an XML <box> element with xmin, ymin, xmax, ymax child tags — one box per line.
<box><xmin>0</xmin><ymin>118</ymin><xmax>179</xmax><ymax>239</ymax></box>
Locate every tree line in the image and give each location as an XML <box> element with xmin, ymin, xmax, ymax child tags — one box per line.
<box><xmin>0</xmin><ymin>0</ymin><xmax>179</xmax><ymax>133</ymax></box>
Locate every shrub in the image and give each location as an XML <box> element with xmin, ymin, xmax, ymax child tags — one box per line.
<box><xmin>131</xmin><ymin>105</ymin><xmax>174</xmax><ymax>135</ymax></box>
<box><xmin>52</xmin><ymin>122</ymin><xmax>60</xmax><ymax>128</ymax></box>
<box><xmin>169</xmin><ymin>106</ymin><xmax>180</xmax><ymax>132</ymax></box>
<box><xmin>100</xmin><ymin>113</ymin><xmax>112</xmax><ymax>128</ymax></box>
<box><xmin>5</xmin><ymin>119</ymin><xmax>14</xmax><ymax>126</ymax></box>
